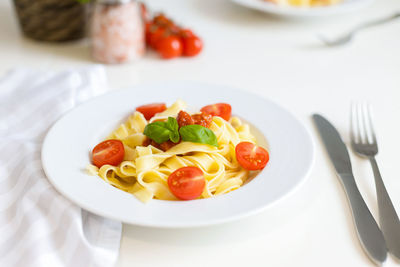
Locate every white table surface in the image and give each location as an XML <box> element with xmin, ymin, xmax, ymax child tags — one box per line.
<box><xmin>2</xmin><ymin>0</ymin><xmax>400</xmax><ymax>266</ymax></box>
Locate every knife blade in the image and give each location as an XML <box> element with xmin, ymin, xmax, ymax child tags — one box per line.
<box><xmin>313</xmin><ymin>114</ymin><xmax>387</xmax><ymax>264</ymax></box>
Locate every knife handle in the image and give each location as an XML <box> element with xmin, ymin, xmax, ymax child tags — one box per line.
<box><xmin>339</xmin><ymin>174</ymin><xmax>387</xmax><ymax>264</ymax></box>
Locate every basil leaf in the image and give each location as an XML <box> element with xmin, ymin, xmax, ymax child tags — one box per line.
<box><xmin>166</xmin><ymin>117</ymin><xmax>179</xmax><ymax>143</ymax></box>
<box><xmin>143</xmin><ymin>117</ymin><xmax>180</xmax><ymax>144</ymax></box>
<box><xmin>143</xmin><ymin>122</ymin><xmax>171</xmax><ymax>144</ymax></box>
<box><xmin>179</xmin><ymin>125</ymin><xmax>218</xmax><ymax>147</ymax></box>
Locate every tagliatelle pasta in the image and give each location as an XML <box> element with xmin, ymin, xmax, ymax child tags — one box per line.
<box><xmin>87</xmin><ymin>100</ymin><xmax>265</xmax><ymax>203</ymax></box>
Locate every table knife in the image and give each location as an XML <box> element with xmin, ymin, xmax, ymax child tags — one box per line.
<box><xmin>313</xmin><ymin>114</ymin><xmax>387</xmax><ymax>264</ymax></box>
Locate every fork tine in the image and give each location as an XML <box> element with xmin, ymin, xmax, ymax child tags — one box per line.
<box><xmin>356</xmin><ymin>103</ymin><xmax>367</xmax><ymax>144</ymax></box>
<box><xmin>361</xmin><ymin>103</ymin><xmax>372</xmax><ymax>144</ymax></box>
<box><xmin>350</xmin><ymin>103</ymin><xmax>379</xmax><ymax>157</ymax></box>
<box><xmin>350</xmin><ymin>103</ymin><xmax>358</xmax><ymax>144</ymax></box>
<box><xmin>366</xmin><ymin>103</ymin><xmax>377</xmax><ymax>145</ymax></box>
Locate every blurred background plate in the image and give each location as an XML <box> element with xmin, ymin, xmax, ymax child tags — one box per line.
<box><xmin>231</xmin><ymin>0</ymin><xmax>375</xmax><ymax>17</ymax></box>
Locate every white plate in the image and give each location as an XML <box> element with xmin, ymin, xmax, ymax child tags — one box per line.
<box><xmin>231</xmin><ymin>0</ymin><xmax>374</xmax><ymax>17</ymax></box>
<box><xmin>42</xmin><ymin>82</ymin><xmax>314</xmax><ymax>228</ymax></box>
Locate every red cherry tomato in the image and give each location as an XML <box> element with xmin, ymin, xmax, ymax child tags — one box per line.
<box><xmin>145</xmin><ymin>22</ymin><xmax>153</xmax><ymax>46</ymax></box>
<box><xmin>168</xmin><ymin>167</ymin><xmax>205</xmax><ymax>200</ymax></box>
<box><xmin>167</xmin><ymin>24</ymin><xmax>181</xmax><ymax>35</ymax></box>
<box><xmin>92</xmin><ymin>140</ymin><xmax>125</xmax><ymax>168</ymax></box>
<box><xmin>149</xmin><ymin>26</ymin><xmax>168</xmax><ymax>49</ymax></box>
<box><xmin>235</xmin><ymin>142</ymin><xmax>269</xmax><ymax>171</ymax></box>
<box><xmin>179</xmin><ymin>29</ymin><xmax>194</xmax><ymax>38</ymax></box>
<box><xmin>156</xmin><ymin>35</ymin><xmax>183</xmax><ymax>59</ymax></box>
<box><xmin>183</xmin><ymin>35</ymin><xmax>203</xmax><ymax>57</ymax></box>
<box><xmin>154</xmin><ymin>13</ymin><xmax>172</xmax><ymax>27</ymax></box>
<box><xmin>136</xmin><ymin>103</ymin><xmax>167</xmax><ymax>120</ymax></box>
<box><xmin>200</xmin><ymin>103</ymin><xmax>231</xmax><ymax>121</ymax></box>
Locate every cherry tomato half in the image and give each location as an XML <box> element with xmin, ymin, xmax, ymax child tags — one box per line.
<box><xmin>168</xmin><ymin>166</ymin><xmax>205</xmax><ymax>200</ymax></box>
<box><xmin>200</xmin><ymin>103</ymin><xmax>232</xmax><ymax>121</ymax></box>
<box><xmin>92</xmin><ymin>139</ymin><xmax>125</xmax><ymax>168</ymax></box>
<box><xmin>183</xmin><ymin>35</ymin><xmax>203</xmax><ymax>57</ymax></box>
<box><xmin>235</xmin><ymin>142</ymin><xmax>269</xmax><ymax>171</ymax></box>
<box><xmin>136</xmin><ymin>103</ymin><xmax>167</xmax><ymax>120</ymax></box>
<box><xmin>156</xmin><ymin>35</ymin><xmax>183</xmax><ymax>59</ymax></box>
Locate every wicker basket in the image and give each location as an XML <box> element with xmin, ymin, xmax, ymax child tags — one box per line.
<box><xmin>13</xmin><ymin>0</ymin><xmax>89</xmax><ymax>42</ymax></box>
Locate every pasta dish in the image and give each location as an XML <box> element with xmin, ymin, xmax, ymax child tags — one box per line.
<box><xmin>264</xmin><ymin>0</ymin><xmax>341</xmax><ymax>7</ymax></box>
<box><xmin>87</xmin><ymin>100</ymin><xmax>269</xmax><ymax>203</ymax></box>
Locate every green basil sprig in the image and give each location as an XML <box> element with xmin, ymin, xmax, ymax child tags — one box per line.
<box><xmin>179</xmin><ymin>125</ymin><xmax>218</xmax><ymax>147</ymax></box>
<box><xmin>143</xmin><ymin>117</ymin><xmax>219</xmax><ymax>147</ymax></box>
<box><xmin>143</xmin><ymin>117</ymin><xmax>179</xmax><ymax>144</ymax></box>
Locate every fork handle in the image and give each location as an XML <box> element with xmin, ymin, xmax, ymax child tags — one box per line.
<box><xmin>355</xmin><ymin>12</ymin><xmax>400</xmax><ymax>32</ymax></box>
<box><xmin>370</xmin><ymin>156</ymin><xmax>400</xmax><ymax>259</ymax></box>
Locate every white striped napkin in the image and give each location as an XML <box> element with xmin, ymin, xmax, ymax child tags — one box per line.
<box><xmin>0</xmin><ymin>67</ymin><xmax>122</xmax><ymax>267</ymax></box>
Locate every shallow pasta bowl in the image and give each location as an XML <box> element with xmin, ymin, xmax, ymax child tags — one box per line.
<box><xmin>42</xmin><ymin>82</ymin><xmax>314</xmax><ymax>228</ymax></box>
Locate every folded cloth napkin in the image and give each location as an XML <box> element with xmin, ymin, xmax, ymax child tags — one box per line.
<box><xmin>0</xmin><ymin>67</ymin><xmax>122</xmax><ymax>267</ymax></box>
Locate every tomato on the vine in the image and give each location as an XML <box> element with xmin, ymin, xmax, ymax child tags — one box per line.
<box><xmin>145</xmin><ymin>22</ymin><xmax>154</xmax><ymax>46</ymax></box>
<box><xmin>179</xmin><ymin>29</ymin><xmax>194</xmax><ymax>38</ymax></box>
<box><xmin>148</xmin><ymin>26</ymin><xmax>168</xmax><ymax>49</ymax></box>
<box><xmin>183</xmin><ymin>35</ymin><xmax>203</xmax><ymax>57</ymax></box>
<box><xmin>145</xmin><ymin>11</ymin><xmax>203</xmax><ymax>59</ymax></box>
<box><xmin>168</xmin><ymin>24</ymin><xmax>181</xmax><ymax>35</ymax></box>
<box><xmin>154</xmin><ymin>13</ymin><xmax>172</xmax><ymax>27</ymax></box>
<box><xmin>156</xmin><ymin>35</ymin><xmax>183</xmax><ymax>59</ymax></box>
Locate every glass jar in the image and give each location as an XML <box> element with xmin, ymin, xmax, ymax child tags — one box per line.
<box><xmin>90</xmin><ymin>0</ymin><xmax>145</xmax><ymax>64</ymax></box>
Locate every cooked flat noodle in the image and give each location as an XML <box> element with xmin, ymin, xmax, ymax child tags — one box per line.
<box><xmin>88</xmin><ymin>100</ymin><xmax>260</xmax><ymax>203</ymax></box>
<box><xmin>149</xmin><ymin>99</ymin><xmax>187</xmax><ymax>123</ymax></box>
<box><xmin>107</xmin><ymin>111</ymin><xmax>148</xmax><ymax>140</ymax></box>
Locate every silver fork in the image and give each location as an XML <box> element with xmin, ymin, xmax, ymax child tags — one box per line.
<box><xmin>318</xmin><ymin>12</ymin><xmax>400</xmax><ymax>47</ymax></box>
<box><xmin>350</xmin><ymin>103</ymin><xmax>400</xmax><ymax>259</ymax></box>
